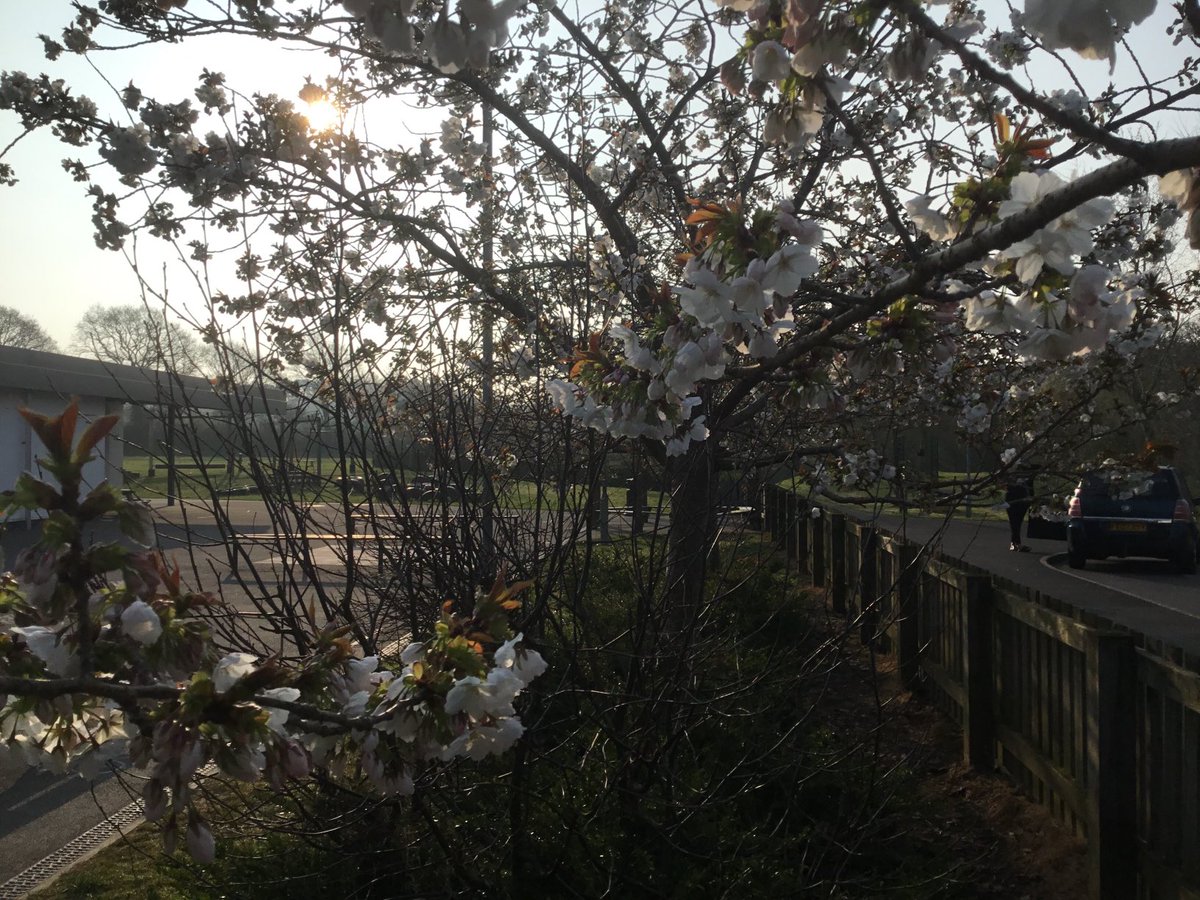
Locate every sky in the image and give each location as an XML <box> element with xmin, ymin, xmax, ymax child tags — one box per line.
<box><xmin>0</xmin><ymin>1</ymin><xmax>1194</xmax><ymax>350</ymax></box>
<box><xmin>0</xmin><ymin>2</ymin><xmax>341</xmax><ymax>349</ymax></box>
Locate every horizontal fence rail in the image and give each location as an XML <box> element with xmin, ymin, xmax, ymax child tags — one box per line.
<box><xmin>760</xmin><ymin>484</ymin><xmax>1197</xmax><ymax>900</ymax></box>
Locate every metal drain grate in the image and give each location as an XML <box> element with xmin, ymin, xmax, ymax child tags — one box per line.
<box><xmin>0</xmin><ymin>799</ymin><xmax>145</xmax><ymax>899</ymax></box>
<box><xmin>0</xmin><ymin>762</ymin><xmax>219</xmax><ymax>899</ymax></box>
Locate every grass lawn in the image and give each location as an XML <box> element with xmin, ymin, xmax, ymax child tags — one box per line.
<box><xmin>120</xmin><ymin>456</ymin><xmax>672</xmax><ymax>513</ymax></box>
<box><xmin>29</xmin><ymin>825</ymin><xmax>208</xmax><ymax>900</ymax></box>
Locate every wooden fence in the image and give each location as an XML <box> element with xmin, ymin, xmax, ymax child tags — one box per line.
<box><xmin>761</xmin><ymin>484</ymin><xmax>1200</xmax><ymax>900</ymax></box>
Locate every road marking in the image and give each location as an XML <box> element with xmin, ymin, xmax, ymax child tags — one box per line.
<box><xmin>1040</xmin><ymin>553</ymin><xmax>1196</xmax><ymax>613</ymax></box>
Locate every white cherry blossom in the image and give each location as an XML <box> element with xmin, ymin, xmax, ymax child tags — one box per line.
<box><xmin>212</xmin><ymin>652</ymin><xmax>258</xmax><ymax>692</ymax></box>
<box><xmin>120</xmin><ymin>600</ymin><xmax>162</xmax><ymax>646</ymax></box>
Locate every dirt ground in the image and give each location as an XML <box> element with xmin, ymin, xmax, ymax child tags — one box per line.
<box><xmin>822</xmin><ymin>609</ymin><xmax>1090</xmax><ymax>899</ymax></box>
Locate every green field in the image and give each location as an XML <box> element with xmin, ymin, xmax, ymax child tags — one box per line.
<box><xmin>119</xmin><ymin>456</ymin><xmax>670</xmax><ymax>512</ymax></box>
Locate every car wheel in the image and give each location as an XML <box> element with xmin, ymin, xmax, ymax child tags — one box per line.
<box><xmin>1173</xmin><ymin>538</ymin><xmax>1198</xmax><ymax>575</ymax></box>
<box><xmin>1067</xmin><ymin>548</ymin><xmax>1087</xmax><ymax>570</ymax></box>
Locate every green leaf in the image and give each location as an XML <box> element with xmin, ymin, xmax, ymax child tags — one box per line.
<box><xmin>9</xmin><ymin>473</ymin><xmax>60</xmax><ymax>512</ymax></box>
<box><xmin>79</xmin><ymin>483</ymin><xmax>121</xmax><ymax>520</ymax></box>
<box><xmin>86</xmin><ymin>542</ymin><xmax>130</xmax><ymax>575</ymax></box>
<box><xmin>41</xmin><ymin>511</ymin><xmax>79</xmax><ymax>548</ymax></box>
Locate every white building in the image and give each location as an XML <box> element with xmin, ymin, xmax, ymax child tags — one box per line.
<box><xmin>0</xmin><ymin>345</ymin><xmax>283</xmax><ymax>522</ymax></box>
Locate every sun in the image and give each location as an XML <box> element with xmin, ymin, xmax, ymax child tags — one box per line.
<box><xmin>302</xmin><ymin>98</ymin><xmax>340</xmax><ymax>132</ymax></box>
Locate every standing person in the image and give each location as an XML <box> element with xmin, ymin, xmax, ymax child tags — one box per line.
<box><xmin>1004</xmin><ymin>469</ymin><xmax>1034</xmax><ymax>552</ymax></box>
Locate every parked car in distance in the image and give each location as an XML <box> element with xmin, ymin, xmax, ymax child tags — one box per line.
<box><xmin>1066</xmin><ymin>466</ymin><xmax>1199</xmax><ymax>574</ymax></box>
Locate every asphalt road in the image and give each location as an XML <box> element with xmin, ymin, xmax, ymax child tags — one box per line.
<box><xmin>1043</xmin><ymin>554</ymin><xmax>1200</xmax><ymax>617</ymax></box>
<box><xmin>846</xmin><ymin>507</ymin><xmax>1200</xmax><ymax>656</ymax></box>
<box><xmin>0</xmin><ymin>754</ymin><xmax>136</xmax><ymax>886</ymax></box>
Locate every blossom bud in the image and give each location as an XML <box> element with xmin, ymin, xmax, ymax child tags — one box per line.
<box><xmin>280</xmin><ymin>739</ymin><xmax>310</xmax><ymax>780</ymax></box>
<box><xmin>143</xmin><ymin>778</ymin><xmax>169</xmax><ymax>822</ymax></box>
<box><xmin>185</xmin><ymin>814</ymin><xmax>216</xmax><ymax>864</ymax></box>
<box><xmin>719</xmin><ymin>59</ymin><xmax>746</xmax><ymax>95</ymax></box>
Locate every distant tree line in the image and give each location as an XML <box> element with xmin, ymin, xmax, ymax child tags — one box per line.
<box><xmin>0</xmin><ymin>302</ymin><xmax>208</xmax><ymax>374</ymax></box>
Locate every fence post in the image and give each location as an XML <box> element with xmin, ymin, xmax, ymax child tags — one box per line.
<box><xmin>829</xmin><ymin>513</ymin><xmax>846</xmax><ymax>615</ymax></box>
<box><xmin>961</xmin><ymin>574</ymin><xmax>995</xmax><ymax>770</ymax></box>
<box><xmin>895</xmin><ymin>545</ymin><xmax>921</xmax><ymax>687</ymax></box>
<box><xmin>809</xmin><ymin>509</ymin><xmax>825</xmax><ymax>586</ymax></box>
<box><xmin>1085</xmin><ymin>631</ymin><xmax>1137</xmax><ymax>900</ymax></box>
<box><xmin>784</xmin><ymin>494</ymin><xmax>798</xmax><ymax>562</ymax></box>
<box><xmin>857</xmin><ymin>526</ymin><xmax>877</xmax><ymax>646</ymax></box>
<box><xmin>793</xmin><ymin>499</ymin><xmax>807</xmax><ymax>569</ymax></box>
<box><xmin>762</xmin><ymin>486</ymin><xmax>777</xmax><ymax>541</ymax></box>
<box><xmin>629</xmin><ymin>472</ymin><xmax>646</xmax><ymax>536</ymax></box>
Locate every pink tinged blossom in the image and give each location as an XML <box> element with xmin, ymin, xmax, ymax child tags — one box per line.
<box><xmin>444</xmin><ymin>676</ymin><xmax>488</xmax><ymax>718</ymax></box>
<box><xmin>1160</xmin><ymin>168</ymin><xmax>1198</xmax><ymax>207</ymax></box>
<box><xmin>11</xmin><ymin>626</ymin><xmax>78</xmax><ymax>677</ymax></box>
<box><xmin>445</xmin><ymin>668</ymin><xmax>523</xmax><ymax>719</ymax></box>
<box><xmin>1023</xmin><ymin>0</ymin><xmax>1156</xmax><ymax>63</ymax></box>
<box><xmin>719</xmin><ymin>59</ymin><xmax>746</xmax><ymax>95</ymax></box>
<box><xmin>425</xmin><ymin>16</ymin><xmax>468</xmax><ymax>73</ymax></box>
<box><xmin>1014</xmin><ymin>291</ymin><xmax>1067</xmax><ymax>330</ymax></box>
<box><xmin>365</xmin><ymin>5</ymin><xmax>416</xmax><ymax>54</ymax></box>
<box><xmin>997</xmin><ymin>172</ymin><xmax>1115</xmax><ymax>282</ymax></box>
<box><xmin>279</xmin><ymin>739</ymin><xmax>310</xmax><ymax>780</ymax></box>
<box><xmin>100</xmin><ymin>125</ymin><xmax>158</xmax><ymax>176</ymax></box>
<box><xmin>493</xmin><ymin>633</ymin><xmax>548</xmax><ymax>685</ymax></box>
<box><xmin>729</xmin><ymin>275</ymin><xmax>767</xmax><ymax>323</ymax></box>
<box><xmin>790</xmin><ymin>31</ymin><xmax>848</xmax><ymax>76</ymax></box>
<box><xmin>120</xmin><ymin>600</ymin><xmax>163</xmax><ymax>646</ymax></box>
<box><xmin>963</xmin><ymin>293</ymin><xmax>1030</xmax><ymax>334</ymax></box>
<box><xmin>185</xmin><ymin>814</ymin><xmax>216</xmax><ymax>864</ymax></box>
<box><xmin>445</xmin><ymin>716</ymin><xmax>525</xmax><ymax>761</ymax></box>
<box><xmin>1068</xmin><ymin>265</ymin><xmax>1112</xmax><ymax>323</ymax></box>
<box><xmin>218</xmin><ymin>743</ymin><xmax>266</xmax><ymax>782</ymax></box>
<box><xmin>751</xmin><ymin>41</ymin><xmax>792</xmax><ymax>83</ymax></box>
<box><xmin>713</xmin><ymin>0</ymin><xmax>760</xmax><ymax>11</ymax></box>
<box><xmin>212</xmin><ymin>652</ymin><xmax>257</xmax><ymax>692</ymax></box>
<box><xmin>1159</xmin><ymin>168</ymin><xmax>1200</xmax><ymax>248</ymax></box>
<box><xmin>747</xmin><ymin>329</ymin><xmax>780</xmax><ymax>359</ymax></box>
<box><xmin>609</xmin><ymin>324</ymin><xmax>662</xmax><ymax>374</ymax></box>
<box><xmin>345</xmin><ymin>656</ymin><xmax>379</xmax><ymax>695</ymax></box>
<box><xmin>261</xmin><ymin>687</ymin><xmax>301</xmax><ymax>733</ymax></box>
<box><xmin>905</xmin><ymin>195</ymin><xmax>957</xmax><ymax>241</ymax></box>
<box><xmin>676</xmin><ymin>267</ymin><xmax>735</xmax><ymax>327</ymax></box>
<box><xmin>1016</xmin><ymin>328</ymin><xmax>1083</xmax><ymax>362</ymax></box>
<box><xmin>546</xmin><ymin>378</ymin><xmax>582</xmax><ymax>414</ymax></box>
<box><xmin>666</xmin><ymin>415</ymin><xmax>711</xmax><ymax>457</ymax></box>
<box><xmin>777</xmin><ymin>213</ymin><xmax>823</xmax><ymax>246</ymax></box>
<box><xmin>400</xmin><ymin>641</ymin><xmax>425</xmax><ymax>664</ymax></box>
<box><xmin>761</xmin><ymin>245</ymin><xmax>817</xmax><ymax>297</ymax></box>
<box><xmin>12</xmin><ymin>547</ymin><xmax>62</xmax><ymax>608</ymax></box>
<box><xmin>763</xmin><ymin>107</ymin><xmax>823</xmax><ymax>149</ymax></box>
<box><xmin>178</xmin><ymin>739</ymin><xmax>205</xmax><ymax>779</ymax></box>
<box><xmin>143</xmin><ymin>778</ymin><xmax>169</xmax><ymax>822</ymax></box>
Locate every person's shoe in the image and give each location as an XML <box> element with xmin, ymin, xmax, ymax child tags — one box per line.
<box><xmin>1010</xmin><ymin>543</ymin><xmax>1030</xmax><ymax>552</ymax></box>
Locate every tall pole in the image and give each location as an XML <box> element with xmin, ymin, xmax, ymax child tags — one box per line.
<box><xmin>480</xmin><ymin>100</ymin><xmax>496</xmax><ymax>580</ymax></box>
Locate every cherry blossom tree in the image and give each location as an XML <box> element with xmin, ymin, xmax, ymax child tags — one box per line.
<box><xmin>2</xmin><ymin>0</ymin><xmax>1200</xmax><ymax>886</ymax></box>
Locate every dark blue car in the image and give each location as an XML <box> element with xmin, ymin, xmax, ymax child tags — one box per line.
<box><xmin>1066</xmin><ymin>466</ymin><xmax>1199</xmax><ymax>574</ymax></box>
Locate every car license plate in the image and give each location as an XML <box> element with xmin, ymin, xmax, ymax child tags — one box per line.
<box><xmin>1107</xmin><ymin>522</ymin><xmax>1147</xmax><ymax>533</ymax></box>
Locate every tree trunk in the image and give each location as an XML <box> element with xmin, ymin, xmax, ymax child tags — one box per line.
<box><xmin>664</xmin><ymin>440</ymin><xmax>718</xmax><ymax>636</ymax></box>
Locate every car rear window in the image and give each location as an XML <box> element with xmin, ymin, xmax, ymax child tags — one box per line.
<box><xmin>1078</xmin><ymin>468</ymin><xmax>1178</xmax><ymax>501</ymax></box>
